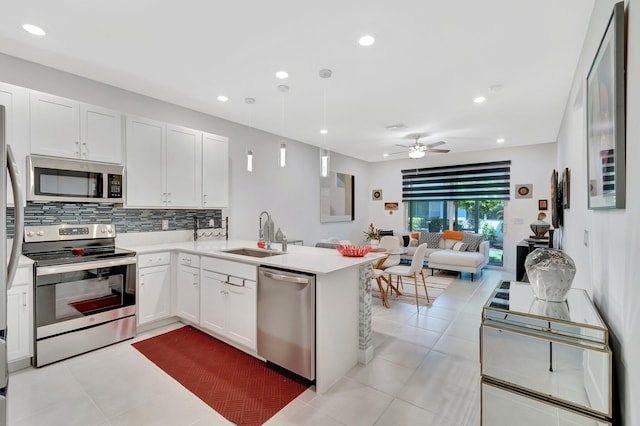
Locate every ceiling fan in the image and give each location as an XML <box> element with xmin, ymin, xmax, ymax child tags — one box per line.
<box><xmin>389</xmin><ymin>134</ymin><xmax>451</xmax><ymax>159</ymax></box>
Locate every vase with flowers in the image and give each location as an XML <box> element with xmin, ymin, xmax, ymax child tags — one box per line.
<box><xmin>364</xmin><ymin>223</ymin><xmax>381</xmax><ymax>247</ymax></box>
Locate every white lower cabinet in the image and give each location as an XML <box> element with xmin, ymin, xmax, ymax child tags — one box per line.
<box><xmin>199</xmin><ymin>257</ymin><xmax>256</xmax><ymax>351</ymax></box>
<box><xmin>7</xmin><ymin>265</ymin><xmax>33</xmax><ymax>362</ymax></box>
<box><xmin>137</xmin><ymin>252</ymin><xmax>172</xmax><ymax>325</ymax></box>
<box><xmin>175</xmin><ymin>253</ymin><xmax>200</xmax><ymax>323</ymax></box>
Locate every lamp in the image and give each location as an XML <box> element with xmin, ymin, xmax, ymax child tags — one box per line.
<box><xmin>247</xmin><ymin>149</ymin><xmax>253</xmax><ymax>172</ymax></box>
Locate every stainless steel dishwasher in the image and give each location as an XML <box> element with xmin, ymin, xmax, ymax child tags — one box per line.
<box><xmin>257</xmin><ymin>266</ymin><xmax>315</xmax><ymax>381</ymax></box>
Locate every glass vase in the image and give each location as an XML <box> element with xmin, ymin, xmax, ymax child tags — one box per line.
<box><xmin>524</xmin><ymin>248</ymin><xmax>576</xmax><ymax>302</ymax></box>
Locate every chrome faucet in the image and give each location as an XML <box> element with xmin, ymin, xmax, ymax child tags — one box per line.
<box><xmin>259</xmin><ymin>211</ymin><xmax>272</xmax><ymax>249</ymax></box>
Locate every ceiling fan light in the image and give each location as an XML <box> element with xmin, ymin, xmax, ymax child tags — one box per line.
<box><xmin>409</xmin><ymin>150</ymin><xmax>425</xmax><ymax>159</ymax></box>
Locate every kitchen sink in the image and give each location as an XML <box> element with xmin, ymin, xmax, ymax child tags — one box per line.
<box><xmin>222</xmin><ymin>248</ymin><xmax>284</xmax><ymax>258</ymax></box>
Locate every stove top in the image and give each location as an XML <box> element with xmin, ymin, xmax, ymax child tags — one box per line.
<box><xmin>22</xmin><ymin>223</ymin><xmax>136</xmax><ymax>267</ymax></box>
<box><xmin>25</xmin><ymin>246</ymin><xmax>136</xmax><ymax>267</ymax></box>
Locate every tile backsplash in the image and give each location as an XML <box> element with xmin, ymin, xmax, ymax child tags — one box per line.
<box><xmin>6</xmin><ymin>203</ymin><xmax>222</xmax><ymax>239</ymax></box>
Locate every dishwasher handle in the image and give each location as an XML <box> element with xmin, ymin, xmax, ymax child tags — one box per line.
<box><xmin>261</xmin><ymin>270</ymin><xmax>310</xmax><ymax>284</ymax></box>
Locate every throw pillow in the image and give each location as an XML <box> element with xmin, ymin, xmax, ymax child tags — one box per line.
<box><xmin>463</xmin><ymin>233</ymin><xmax>484</xmax><ymax>252</ymax></box>
<box><xmin>410</xmin><ymin>232</ymin><xmax>420</xmax><ymax>241</ymax></box>
<box><xmin>418</xmin><ymin>231</ymin><xmax>427</xmax><ymax>246</ymax></box>
<box><xmin>402</xmin><ymin>235</ymin><xmax>410</xmax><ymax>247</ymax></box>
<box><xmin>423</xmin><ymin>232</ymin><xmax>442</xmax><ymax>248</ymax></box>
<box><xmin>409</xmin><ymin>239</ymin><xmax>419</xmax><ymax>247</ymax></box>
<box><xmin>452</xmin><ymin>241</ymin><xmax>468</xmax><ymax>251</ymax></box>
<box><xmin>442</xmin><ymin>230</ymin><xmax>464</xmax><ymax>241</ymax></box>
<box><xmin>442</xmin><ymin>238</ymin><xmax>458</xmax><ymax>249</ymax></box>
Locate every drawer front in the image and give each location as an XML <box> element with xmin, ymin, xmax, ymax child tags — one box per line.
<box><xmin>481</xmin><ymin>380</ymin><xmax>611</xmax><ymax>426</ymax></box>
<box><xmin>201</xmin><ymin>257</ymin><xmax>257</xmax><ymax>281</ymax></box>
<box><xmin>481</xmin><ymin>324</ymin><xmax>611</xmax><ymax>417</ymax></box>
<box><xmin>177</xmin><ymin>252</ymin><xmax>200</xmax><ymax>268</ymax></box>
<box><xmin>138</xmin><ymin>252</ymin><xmax>171</xmax><ymax>267</ymax></box>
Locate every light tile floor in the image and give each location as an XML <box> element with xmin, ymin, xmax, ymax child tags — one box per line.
<box><xmin>8</xmin><ymin>269</ymin><xmax>511</xmax><ymax>425</ymax></box>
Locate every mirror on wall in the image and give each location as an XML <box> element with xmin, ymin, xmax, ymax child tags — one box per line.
<box><xmin>320</xmin><ymin>171</ymin><xmax>354</xmax><ymax>223</ymax></box>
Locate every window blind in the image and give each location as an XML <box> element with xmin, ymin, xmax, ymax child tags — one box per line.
<box><xmin>402</xmin><ymin>160</ymin><xmax>511</xmax><ymax>202</ymax></box>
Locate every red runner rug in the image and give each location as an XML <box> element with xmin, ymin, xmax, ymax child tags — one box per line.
<box><xmin>132</xmin><ymin>326</ymin><xmax>308</xmax><ymax>425</ymax></box>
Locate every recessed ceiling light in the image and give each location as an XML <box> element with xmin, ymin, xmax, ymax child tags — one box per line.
<box><xmin>217</xmin><ymin>95</ymin><xmax>229</xmax><ymax>102</ymax></box>
<box><xmin>496</xmin><ymin>138</ymin><xmax>505</xmax><ymax>143</ymax></box>
<box><xmin>383</xmin><ymin>153</ymin><xmax>389</xmax><ymax>157</ymax></box>
<box><xmin>244</xmin><ymin>97</ymin><xmax>255</xmax><ymax>104</ymax></box>
<box><xmin>358</xmin><ymin>35</ymin><xmax>375</xmax><ymax>47</ymax></box>
<box><xmin>22</xmin><ymin>24</ymin><xmax>46</xmax><ymax>36</ymax></box>
<box><xmin>320</xmin><ymin>129</ymin><xmax>328</xmax><ymax>135</ymax></box>
<box><xmin>473</xmin><ymin>96</ymin><xmax>486</xmax><ymax>103</ymax></box>
<box><xmin>275</xmin><ymin>71</ymin><xmax>289</xmax><ymax>79</ymax></box>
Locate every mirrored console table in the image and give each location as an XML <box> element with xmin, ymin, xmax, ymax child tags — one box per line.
<box><xmin>480</xmin><ymin>281</ymin><xmax>613</xmax><ymax>425</ymax></box>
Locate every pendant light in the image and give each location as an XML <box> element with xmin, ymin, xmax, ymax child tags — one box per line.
<box><xmin>245</xmin><ymin>97</ymin><xmax>256</xmax><ymax>172</ymax></box>
<box><xmin>319</xmin><ymin>69</ymin><xmax>332</xmax><ymax>177</ymax></box>
<box><xmin>320</xmin><ymin>148</ymin><xmax>330</xmax><ymax>178</ymax></box>
<box><xmin>277</xmin><ymin>85</ymin><xmax>289</xmax><ymax>168</ymax></box>
<box><xmin>247</xmin><ymin>149</ymin><xmax>254</xmax><ymax>172</ymax></box>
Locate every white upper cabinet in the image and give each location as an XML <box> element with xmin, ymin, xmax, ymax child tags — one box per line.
<box><xmin>29</xmin><ymin>91</ymin><xmax>122</xmax><ymax>164</ymax></box>
<box><xmin>0</xmin><ymin>82</ymin><xmax>29</xmax><ymax>207</ymax></box>
<box><xmin>166</xmin><ymin>125</ymin><xmax>201</xmax><ymax>208</ymax></box>
<box><xmin>125</xmin><ymin>116</ymin><xmax>165</xmax><ymax>207</ymax></box>
<box><xmin>80</xmin><ymin>104</ymin><xmax>122</xmax><ymax>164</ymax></box>
<box><xmin>202</xmin><ymin>132</ymin><xmax>229</xmax><ymax>208</ymax></box>
<box><xmin>125</xmin><ymin>118</ymin><xmax>202</xmax><ymax>208</ymax></box>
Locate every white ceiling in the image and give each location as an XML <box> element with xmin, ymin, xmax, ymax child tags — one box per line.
<box><xmin>0</xmin><ymin>0</ymin><xmax>594</xmax><ymax>162</ymax></box>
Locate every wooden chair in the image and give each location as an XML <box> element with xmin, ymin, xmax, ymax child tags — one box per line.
<box><xmin>384</xmin><ymin>243</ymin><xmax>430</xmax><ymax>309</ymax></box>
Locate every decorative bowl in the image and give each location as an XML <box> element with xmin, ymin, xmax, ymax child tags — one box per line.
<box><xmin>336</xmin><ymin>245</ymin><xmax>371</xmax><ymax>257</ymax></box>
<box><xmin>530</xmin><ymin>220</ymin><xmax>550</xmax><ymax>238</ymax></box>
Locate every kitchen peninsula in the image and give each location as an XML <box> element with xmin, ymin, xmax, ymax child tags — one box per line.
<box><xmin>120</xmin><ymin>237</ymin><xmax>385</xmax><ymax>394</ymax></box>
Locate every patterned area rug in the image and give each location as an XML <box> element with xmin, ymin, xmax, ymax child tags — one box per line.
<box><xmin>132</xmin><ymin>326</ymin><xmax>308</xmax><ymax>426</ymax></box>
<box><xmin>372</xmin><ymin>269</ymin><xmax>458</xmax><ymax>306</ymax></box>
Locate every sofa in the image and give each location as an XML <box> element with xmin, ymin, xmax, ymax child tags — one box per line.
<box><xmin>396</xmin><ymin>230</ymin><xmax>490</xmax><ymax>281</ymax></box>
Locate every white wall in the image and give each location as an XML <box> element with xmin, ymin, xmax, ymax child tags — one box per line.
<box><xmin>367</xmin><ymin>143</ymin><xmax>557</xmax><ymax>273</ymax></box>
<box><xmin>0</xmin><ymin>53</ymin><xmax>371</xmax><ymax>246</ymax></box>
<box><xmin>556</xmin><ymin>0</ymin><xmax>638</xmax><ymax>423</ymax></box>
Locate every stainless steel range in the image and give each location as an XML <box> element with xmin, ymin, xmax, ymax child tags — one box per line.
<box><xmin>22</xmin><ymin>223</ymin><xmax>137</xmax><ymax>367</ymax></box>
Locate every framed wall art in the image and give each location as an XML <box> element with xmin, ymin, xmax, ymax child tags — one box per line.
<box><xmin>515</xmin><ymin>184</ymin><xmax>532</xmax><ymax>199</ymax></box>
<box><xmin>384</xmin><ymin>202</ymin><xmax>398</xmax><ymax>210</ymax></box>
<box><xmin>320</xmin><ymin>171</ymin><xmax>355</xmax><ymax>222</ymax></box>
<box><xmin>586</xmin><ymin>1</ymin><xmax>626</xmax><ymax>209</ymax></box>
<box><xmin>562</xmin><ymin>168</ymin><xmax>571</xmax><ymax>209</ymax></box>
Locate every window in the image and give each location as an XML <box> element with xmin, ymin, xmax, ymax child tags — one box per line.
<box><xmin>402</xmin><ymin>161</ymin><xmax>510</xmax><ymax>266</ymax></box>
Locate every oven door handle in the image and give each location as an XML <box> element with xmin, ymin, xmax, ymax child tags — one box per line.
<box><xmin>36</xmin><ymin>257</ymin><xmax>137</xmax><ymax>276</ymax></box>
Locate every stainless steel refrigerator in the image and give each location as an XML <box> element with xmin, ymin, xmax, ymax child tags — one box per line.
<box><xmin>1</xmin><ymin>105</ymin><xmax>25</xmax><ymax>425</ymax></box>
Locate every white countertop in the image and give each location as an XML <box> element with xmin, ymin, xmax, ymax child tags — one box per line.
<box><xmin>121</xmin><ymin>239</ymin><xmax>385</xmax><ymax>275</ymax></box>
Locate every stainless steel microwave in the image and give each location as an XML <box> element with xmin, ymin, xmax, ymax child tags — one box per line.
<box><xmin>27</xmin><ymin>155</ymin><xmax>125</xmax><ymax>203</ymax></box>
